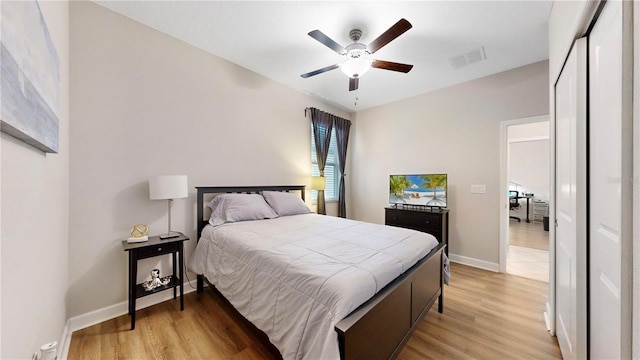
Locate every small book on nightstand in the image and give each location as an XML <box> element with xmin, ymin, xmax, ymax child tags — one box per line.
<box><xmin>127</xmin><ymin>236</ymin><xmax>148</xmax><ymax>243</ymax></box>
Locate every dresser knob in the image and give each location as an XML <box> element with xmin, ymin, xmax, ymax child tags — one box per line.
<box><xmin>157</xmin><ymin>247</ymin><xmax>162</xmax><ymax>252</ymax></box>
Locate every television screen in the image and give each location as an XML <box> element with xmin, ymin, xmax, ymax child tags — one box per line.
<box><xmin>389</xmin><ymin>174</ymin><xmax>447</xmax><ymax>207</ymax></box>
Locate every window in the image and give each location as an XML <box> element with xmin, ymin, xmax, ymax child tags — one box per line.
<box><xmin>311</xmin><ymin>126</ymin><xmax>339</xmax><ymax>202</ymax></box>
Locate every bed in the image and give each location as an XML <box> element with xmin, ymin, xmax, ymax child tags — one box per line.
<box><xmin>190</xmin><ymin>185</ymin><xmax>445</xmax><ymax>360</ymax></box>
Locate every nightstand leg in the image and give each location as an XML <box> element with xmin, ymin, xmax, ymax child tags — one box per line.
<box><xmin>128</xmin><ymin>251</ymin><xmax>133</xmax><ymax>315</ymax></box>
<box><xmin>179</xmin><ymin>243</ymin><xmax>184</xmax><ymax>311</ymax></box>
<box><xmin>130</xmin><ymin>251</ymin><xmax>137</xmax><ymax>330</ymax></box>
<box><xmin>172</xmin><ymin>252</ymin><xmax>177</xmax><ymax>299</ymax></box>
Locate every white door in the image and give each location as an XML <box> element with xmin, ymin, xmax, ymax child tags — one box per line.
<box><xmin>589</xmin><ymin>0</ymin><xmax>629</xmax><ymax>357</ymax></box>
<box><xmin>554</xmin><ymin>37</ymin><xmax>588</xmax><ymax>360</ymax></box>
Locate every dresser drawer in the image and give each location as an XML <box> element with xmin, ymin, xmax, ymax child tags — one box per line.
<box><xmin>386</xmin><ymin>209</ymin><xmax>441</xmax><ymax>232</ymax></box>
<box><xmin>385</xmin><ymin>207</ymin><xmax>449</xmax><ymax>257</ymax></box>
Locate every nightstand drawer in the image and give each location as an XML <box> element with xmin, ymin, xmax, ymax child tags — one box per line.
<box><xmin>386</xmin><ymin>210</ymin><xmax>441</xmax><ymax>232</ymax></box>
<box><xmin>135</xmin><ymin>242</ymin><xmax>180</xmax><ymax>259</ymax></box>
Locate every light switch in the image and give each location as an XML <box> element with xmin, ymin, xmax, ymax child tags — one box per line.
<box><xmin>471</xmin><ymin>184</ymin><xmax>486</xmax><ymax>194</ymax></box>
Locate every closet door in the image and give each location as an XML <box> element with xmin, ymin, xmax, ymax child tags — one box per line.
<box><xmin>554</xmin><ymin>37</ymin><xmax>588</xmax><ymax>360</ymax></box>
<box><xmin>589</xmin><ymin>0</ymin><xmax>630</xmax><ymax>357</ymax></box>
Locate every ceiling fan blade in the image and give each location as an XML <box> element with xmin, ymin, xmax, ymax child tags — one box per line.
<box><xmin>372</xmin><ymin>60</ymin><xmax>414</xmax><ymax>73</ymax></box>
<box><xmin>367</xmin><ymin>18</ymin><xmax>412</xmax><ymax>54</ymax></box>
<box><xmin>300</xmin><ymin>64</ymin><xmax>339</xmax><ymax>78</ymax></box>
<box><xmin>349</xmin><ymin>77</ymin><xmax>359</xmax><ymax>91</ymax></box>
<box><xmin>308</xmin><ymin>30</ymin><xmax>347</xmax><ymax>55</ymax></box>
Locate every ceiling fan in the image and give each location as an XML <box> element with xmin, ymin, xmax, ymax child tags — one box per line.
<box><xmin>301</xmin><ymin>18</ymin><xmax>414</xmax><ymax>91</ymax></box>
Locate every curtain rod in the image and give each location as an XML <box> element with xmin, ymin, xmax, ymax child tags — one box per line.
<box><xmin>304</xmin><ymin>107</ymin><xmax>316</xmax><ymax>117</ymax></box>
<box><xmin>304</xmin><ymin>107</ymin><xmax>331</xmax><ymax>118</ymax></box>
<box><xmin>305</xmin><ymin>107</ymin><xmax>351</xmax><ymax>123</ymax></box>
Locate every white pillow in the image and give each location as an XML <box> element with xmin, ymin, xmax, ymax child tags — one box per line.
<box><xmin>262</xmin><ymin>191</ymin><xmax>312</xmax><ymax>216</ymax></box>
<box><xmin>208</xmin><ymin>193</ymin><xmax>278</xmax><ymax>226</ymax></box>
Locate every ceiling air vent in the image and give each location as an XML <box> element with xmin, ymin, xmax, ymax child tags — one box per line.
<box><xmin>449</xmin><ymin>46</ymin><xmax>486</xmax><ymax>70</ymax></box>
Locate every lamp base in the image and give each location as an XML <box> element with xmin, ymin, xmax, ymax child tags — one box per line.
<box><xmin>160</xmin><ymin>232</ymin><xmax>180</xmax><ymax>240</ymax></box>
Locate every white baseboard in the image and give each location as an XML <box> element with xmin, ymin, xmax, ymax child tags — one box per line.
<box><xmin>58</xmin><ymin>323</ymin><xmax>71</xmax><ymax>360</ymax></box>
<box><xmin>59</xmin><ymin>279</ymin><xmax>199</xmax><ymax>359</ymax></box>
<box><xmin>544</xmin><ymin>301</ymin><xmax>552</xmax><ymax>333</ymax></box>
<box><xmin>448</xmin><ymin>253</ymin><xmax>500</xmax><ymax>272</ymax></box>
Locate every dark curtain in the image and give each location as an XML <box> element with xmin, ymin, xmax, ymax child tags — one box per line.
<box><xmin>309</xmin><ymin>108</ymin><xmax>333</xmax><ymax>215</ymax></box>
<box><xmin>334</xmin><ymin>117</ymin><xmax>351</xmax><ymax>218</ymax></box>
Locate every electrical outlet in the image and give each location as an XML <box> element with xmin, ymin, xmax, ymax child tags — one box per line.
<box><xmin>470</xmin><ymin>184</ymin><xmax>486</xmax><ymax>194</ymax></box>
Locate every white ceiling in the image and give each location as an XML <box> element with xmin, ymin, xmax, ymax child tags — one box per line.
<box><xmin>94</xmin><ymin>1</ymin><xmax>552</xmax><ymax>113</ymax></box>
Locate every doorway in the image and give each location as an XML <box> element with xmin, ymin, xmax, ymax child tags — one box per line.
<box><xmin>507</xmin><ymin>122</ymin><xmax>550</xmax><ymax>282</ymax></box>
<box><xmin>499</xmin><ymin>115</ymin><xmax>550</xmax><ymax>282</ymax></box>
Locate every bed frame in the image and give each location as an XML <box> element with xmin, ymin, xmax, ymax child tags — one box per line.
<box><xmin>195</xmin><ymin>185</ymin><xmax>445</xmax><ymax>360</ymax></box>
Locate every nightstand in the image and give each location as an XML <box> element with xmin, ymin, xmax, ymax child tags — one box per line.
<box><xmin>121</xmin><ymin>233</ymin><xmax>189</xmax><ymax>330</ymax></box>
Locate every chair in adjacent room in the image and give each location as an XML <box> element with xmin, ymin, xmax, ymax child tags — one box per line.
<box><xmin>509</xmin><ymin>190</ymin><xmax>521</xmax><ymax>222</ymax></box>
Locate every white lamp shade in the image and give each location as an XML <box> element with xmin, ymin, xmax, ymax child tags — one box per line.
<box><xmin>149</xmin><ymin>175</ymin><xmax>188</xmax><ymax>200</ymax></box>
<box><xmin>310</xmin><ymin>176</ymin><xmax>326</xmax><ymax>191</ymax></box>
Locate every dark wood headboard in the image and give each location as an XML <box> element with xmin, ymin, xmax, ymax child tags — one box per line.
<box><xmin>196</xmin><ymin>185</ymin><xmax>306</xmax><ymax>240</ymax></box>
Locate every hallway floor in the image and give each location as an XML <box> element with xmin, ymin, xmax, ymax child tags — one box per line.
<box><xmin>507</xmin><ymin>219</ymin><xmax>549</xmax><ymax>282</ymax></box>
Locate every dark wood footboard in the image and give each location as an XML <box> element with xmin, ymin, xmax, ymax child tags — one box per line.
<box><xmin>335</xmin><ymin>243</ymin><xmax>445</xmax><ymax>360</ymax></box>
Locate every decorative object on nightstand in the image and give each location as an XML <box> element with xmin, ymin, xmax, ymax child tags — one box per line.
<box><xmin>142</xmin><ymin>269</ymin><xmax>171</xmax><ymax>291</ymax></box>
<box><xmin>149</xmin><ymin>175</ymin><xmax>188</xmax><ymax>239</ymax></box>
<box><xmin>122</xmin><ymin>233</ymin><xmax>190</xmax><ymax>330</ymax></box>
<box><xmin>311</xmin><ymin>175</ymin><xmax>326</xmax><ymax>215</ymax></box>
<box><xmin>127</xmin><ymin>223</ymin><xmax>149</xmax><ymax>243</ymax></box>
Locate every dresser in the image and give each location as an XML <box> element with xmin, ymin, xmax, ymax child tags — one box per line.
<box><xmin>532</xmin><ymin>200</ymin><xmax>549</xmax><ymax>223</ymax></box>
<box><xmin>385</xmin><ymin>206</ymin><xmax>449</xmax><ymax>256</ymax></box>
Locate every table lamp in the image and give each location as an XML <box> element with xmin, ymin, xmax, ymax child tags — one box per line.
<box><xmin>149</xmin><ymin>175</ymin><xmax>188</xmax><ymax>239</ymax></box>
<box><xmin>311</xmin><ymin>176</ymin><xmax>326</xmax><ymax>215</ymax></box>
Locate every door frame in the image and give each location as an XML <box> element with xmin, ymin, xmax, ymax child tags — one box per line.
<box><xmin>499</xmin><ymin>114</ymin><xmax>550</xmax><ymax>271</ymax></box>
<box><xmin>633</xmin><ymin>4</ymin><xmax>640</xmax><ymax>358</ymax></box>
<box><xmin>499</xmin><ymin>115</ymin><xmax>551</xmax><ymax>273</ymax></box>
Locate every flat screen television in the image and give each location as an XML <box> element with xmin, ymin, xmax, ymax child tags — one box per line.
<box><xmin>389</xmin><ymin>174</ymin><xmax>447</xmax><ymax>208</ymax></box>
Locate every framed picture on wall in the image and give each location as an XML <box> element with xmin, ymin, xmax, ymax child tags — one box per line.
<box><xmin>1</xmin><ymin>0</ymin><xmax>60</xmax><ymax>153</ymax></box>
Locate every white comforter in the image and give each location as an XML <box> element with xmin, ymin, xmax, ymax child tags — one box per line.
<box><xmin>188</xmin><ymin>213</ymin><xmax>438</xmax><ymax>360</ymax></box>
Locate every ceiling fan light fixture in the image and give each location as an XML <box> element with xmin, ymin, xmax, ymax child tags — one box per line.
<box><xmin>340</xmin><ymin>58</ymin><xmax>372</xmax><ymax>78</ymax></box>
<box><xmin>302</xmin><ymin>19</ymin><xmax>413</xmax><ymax>90</ymax></box>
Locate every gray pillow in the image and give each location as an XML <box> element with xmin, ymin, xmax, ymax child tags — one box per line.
<box><xmin>208</xmin><ymin>193</ymin><xmax>278</xmax><ymax>226</ymax></box>
<box><xmin>262</xmin><ymin>191</ymin><xmax>312</xmax><ymax>216</ymax></box>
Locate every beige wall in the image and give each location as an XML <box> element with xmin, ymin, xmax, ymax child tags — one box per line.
<box><xmin>350</xmin><ymin>61</ymin><xmax>549</xmax><ymax>266</ymax></box>
<box><xmin>1</xmin><ymin>1</ymin><xmax>70</xmax><ymax>358</ymax></box>
<box><xmin>68</xmin><ymin>2</ymin><xmax>350</xmax><ymax>318</ymax></box>
<box><xmin>510</xmin><ymin>139</ymin><xmax>550</xmax><ymax>201</ymax></box>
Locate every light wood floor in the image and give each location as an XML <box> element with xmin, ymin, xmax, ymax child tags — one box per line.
<box><xmin>509</xmin><ymin>219</ymin><xmax>548</xmax><ymax>250</ymax></box>
<box><xmin>68</xmin><ymin>264</ymin><xmax>561</xmax><ymax>359</ymax></box>
<box><xmin>508</xmin><ymin>220</ymin><xmax>550</xmax><ymax>282</ymax></box>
